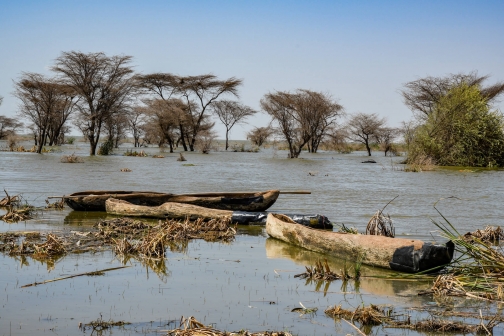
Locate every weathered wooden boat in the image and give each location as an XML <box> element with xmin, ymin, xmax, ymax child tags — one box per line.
<box><xmin>105</xmin><ymin>198</ymin><xmax>333</xmax><ymax>228</ymax></box>
<box><xmin>63</xmin><ymin>190</ymin><xmax>280</xmax><ymax>212</ymax></box>
<box><xmin>266</xmin><ymin>213</ymin><xmax>454</xmax><ymax>273</ymax></box>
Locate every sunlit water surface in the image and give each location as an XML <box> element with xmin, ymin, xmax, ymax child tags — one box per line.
<box><xmin>0</xmin><ymin>141</ymin><xmax>503</xmax><ymax>335</ymax></box>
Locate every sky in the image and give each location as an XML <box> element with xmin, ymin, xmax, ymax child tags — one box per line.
<box><xmin>1</xmin><ymin>0</ymin><xmax>503</xmax><ymax>140</ymax></box>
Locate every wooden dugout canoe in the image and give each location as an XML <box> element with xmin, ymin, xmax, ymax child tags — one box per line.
<box><xmin>266</xmin><ymin>213</ymin><xmax>454</xmax><ymax>273</ymax></box>
<box><xmin>63</xmin><ymin>190</ymin><xmax>280</xmax><ymax>212</ymax></box>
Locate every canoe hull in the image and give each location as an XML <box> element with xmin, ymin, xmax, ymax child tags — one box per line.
<box><xmin>266</xmin><ymin>213</ymin><xmax>454</xmax><ymax>273</ymax></box>
<box><xmin>106</xmin><ymin>198</ymin><xmax>232</xmax><ymax>220</ymax></box>
<box><xmin>65</xmin><ymin>190</ymin><xmax>280</xmax><ymax>212</ymax></box>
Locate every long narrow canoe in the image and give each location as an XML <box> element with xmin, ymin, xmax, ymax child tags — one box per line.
<box><xmin>266</xmin><ymin>213</ymin><xmax>454</xmax><ymax>273</ymax></box>
<box><xmin>105</xmin><ymin>198</ymin><xmax>333</xmax><ymax>228</ymax></box>
<box><xmin>64</xmin><ymin>190</ymin><xmax>280</xmax><ymax>212</ymax></box>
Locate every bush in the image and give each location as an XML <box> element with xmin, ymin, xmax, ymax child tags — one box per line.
<box><xmin>98</xmin><ymin>139</ymin><xmax>114</xmax><ymax>155</ymax></box>
<box><xmin>408</xmin><ymin>84</ymin><xmax>504</xmax><ymax>167</ymax></box>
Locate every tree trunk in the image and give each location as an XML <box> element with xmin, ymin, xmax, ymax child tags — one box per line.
<box><xmin>225</xmin><ymin>130</ymin><xmax>229</xmax><ymax>150</ymax></box>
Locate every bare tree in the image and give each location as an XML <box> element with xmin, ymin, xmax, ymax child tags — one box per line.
<box><xmin>127</xmin><ymin>106</ymin><xmax>148</xmax><ymax>147</ymax></box>
<box><xmin>247</xmin><ymin>126</ymin><xmax>273</xmax><ymax>147</ymax></box>
<box><xmin>0</xmin><ymin>96</ymin><xmax>3</xmax><ymax>106</ymax></box>
<box><xmin>346</xmin><ymin>112</ymin><xmax>386</xmax><ymax>156</ymax></box>
<box><xmin>52</xmin><ymin>51</ymin><xmax>136</xmax><ymax>155</ymax></box>
<box><xmin>402</xmin><ymin>72</ymin><xmax>504</xmax><ymax>121</ymax></box>
<box><xmin>212</xmin><ymin>100</ymin><xmax>256</xmax><ymax>150</ymax></box>
<box><xmin>13</xmin><ymin>73</ymin><xmax>77</xmax><ymax>153</ymax></box>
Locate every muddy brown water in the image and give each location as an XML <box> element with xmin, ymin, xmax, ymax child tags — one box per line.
<box><xmin>0</xmin><ymin>141</ymin><xmax>503</xmax><ymax>335</ymax></box>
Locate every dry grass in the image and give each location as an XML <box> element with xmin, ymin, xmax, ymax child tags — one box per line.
<box><xmin>464</xmin><ymin>226</ymin><xmax>504</xmax><ymax>243</ymax></box>
<box><xmin>124</xmin><ymin>149</ymin><xmax>148</xmax><ymax>157</ymax></box>
<box><xmin>325</xmin><ymin>304</ymin><xmax>392</xmax><ymax>326</ymax></box>
<box><xmin>60</xmin><ymin>153</ymin><xmax>83</xmax><ymax>163</ymax></box>
<box><xmin>45</xmin><ymin>198</ymin><xmax>65</xmax><ymax>209</ymax></box>
<box><xmin>0</xmin><ymin>204</ymin><xmax>35</xmax><ymax>222</ymax></box>
<box><xmin>404</xmin><ymin>153</ymin><xmax>436</xmax><ymax>172</ymax></box>
<box><xmin>390</xmin><ymin>318</ymin><xmax>498</xmax><ymax>334</ymax></box>
<box><xmin>33</xmin><ymin>234</ymin><xmax>66</xmax><ymax>256</ymax></box>
<box><xmin>166</xmin><ymin>316</ymin><xmax>293</xmax><ymax>336</ymax></box>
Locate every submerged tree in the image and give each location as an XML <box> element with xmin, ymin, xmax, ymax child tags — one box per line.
<box><xmin>13</xmin><ymin>73</ymin><xmax>77</xmax><ymax>153</ymax></box>
<box><xmin>345</xmin><ymin>112</ymin><xmax>386</xmax><ymax>156</ymax></box>
<box><xmin>402</xmin><ymin>72</ymin><xmax>504</xmax><ymax>121</ymax></box>
<box><xmin>52</xmin><ymin>51</ymin><xmax>136</xmax><ymax>155</ymax></box>
<box><xmin>408</xmin><ymin>83</ymin><xmax>504</xmax><ymax>167</ymax></box>
<box><xmin>261</xmin><ymin>89</ymin><xmax>343</xmax><ymax>158</ymax></box>
<box><xmin>212</xmin><ymin>100</ymin><xmax>256</xmax><ymax>150</ymax></box>
<box><xmin>247</xmin><ymin>126</ymin><xmax>273</xmax><ymax>147</ymax></box>
<box><xmin>0</xmin><ymin>115</ymin><xmax>23</xmax><ymax>139</ymax></box>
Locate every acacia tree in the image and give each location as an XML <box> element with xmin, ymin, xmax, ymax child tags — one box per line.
<box><xmin>261</xmin><ymin>89</ymin><xmax>343</xmax><ymax>158</ymax></box>
<box><xmin>375</xmin><ymin>127</ymin><xmax>399</xmax><ymax>156</ymax></box>
<box><xmin>52</xmin><ymin>51</ymin><xmax>136</xmax><ymax>155</ymax></box>
<box><xmin>13</xmin><ymin>73</ymin><xmax>77</xmax><ymax>153</ymax></box>
<box><xmin>212</xmin><ymin>100</ymin><xmax>256</xmax><ymax>150</ymax></box>
<box><xmin>178</xmin><ymin>75</ymin><xmax>242</xmax><ymax>151</ymax></box>
<box><xmin>247</xmin><ymin>126</ymin><xmax>273</xmax><ymax>147</ymax></box>
<box><xmin>402</xmin><ymin>72</ymin><xmax>504</xmax><ymax>121</ymax></box>
<box><xmin>0</xmin><ymin>116</ymin><xmax>23</xmax><ymax>139</ymax></box>
<box><xmin>345</xmin><ymin>112</ymin><xmax>386</xmax><ymax>156</ymax></box>
<box><xmin>409</xmin><ymin>83</ymin><xmax>504</xmax><ymax>167</ymax></box>
<box><xmin>127</xmin><ymin>106</ymin><xmax>148</xmax><ymax>147</ymax></box>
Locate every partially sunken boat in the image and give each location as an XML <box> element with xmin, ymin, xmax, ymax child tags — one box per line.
<box><xmin>64</xmin><ymin>190</ymin><xmax>280</xmax><ymax>212</ymax></box>
<box><xmin>266</xmin><ymin>213</ymin><xmax>454</xmax><ymax>273</ymax></box>
<box><xmin>105</xmin><ymin>198</ymin><xmax>333</xmax><ymax>228</ymax></box>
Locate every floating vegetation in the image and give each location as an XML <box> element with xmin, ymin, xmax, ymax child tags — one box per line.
<box><xmin>60</xmin><ymin>153</ymin><xmax>83</xmax><ymax>163</ymax></box>
<box><xmin>325</xmin><ymin>304</ymin><xmax>392</xmax><ymax>326</ymax></box>
<box><xmin>389</xmin><ymin>317</ymin><xmax>499</xmax><ymax>334</ymax></box>
<box><xmin>0</xmin><ymin>205</ymin><xmax>34</xmax><ymax>222</ymax></box>
<box><xmin>166</xmin><ymin>316</ymin><xmax>293</xmax><ymax>336</ymax></box>
<box><xmin>464</xmin><ymin>226</ymin><xmax>504</xmax><ymax>243</ymax></box>
<box><xmin>120</xmin><ymin>168</ymin><xmax>132</xmax><ymax>172</ymax></box>
<box><xmin>124</xmin><ymin>149</ymin><xmax>147</xmax><ymax>157</ymax></box>
<box><xmin>32</xmin><ymin>233</ymin><xmax>66</xmax><ymax>256</ymax></box>
<box><xmin>82</xmin><ymin>315</ymin><xmax>131</xmax><ymax>332</ymax></box>
<box><xmin>45</xmin><ymin>197</ymin><xmax>65</xmax><ymax>209</ymax></box>
<box><xmin>152</xmin><ymin>154</ymin><xmax>165</xmax><ymax>158</ymax></box>
<box><xmin>0</xmin><ymin>190</ymin><xmax>20</xmax><ymax>207</ymax></box>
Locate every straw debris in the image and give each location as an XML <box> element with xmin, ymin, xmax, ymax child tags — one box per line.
<box><xmin>294</xmin><ymin>259</ymin><xmax>341</xmax><ymax>281</ymax></box>
<box><xmin>366</xmin><ymin>209</ymin><xmax>394</xmax><ymax>237</ymax></box>
<box><xmin>464</xmin><ymin>226</ymin><xmax>504</xmax><ymax>243</ymax></box>
<box><xmin>166</xmin><ymin>316</ymin><xmax>293</xmax><ymax>336</ymax></box>
<box><xmin>325</xmin><ymin>304</ymin><xmax>392</xmax><ymax>325</ymax></box>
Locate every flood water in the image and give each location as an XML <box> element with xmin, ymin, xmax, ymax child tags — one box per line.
<box><xmin>1</xmin><ymin>141</ymin><xmax>503</xmax><ymax>335</ymax></box>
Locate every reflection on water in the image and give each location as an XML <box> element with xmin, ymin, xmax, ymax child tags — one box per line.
<box><xmin>1</xmin><ymin>141</ymin><xmax>504</xmax><ymax>335</ymax></box>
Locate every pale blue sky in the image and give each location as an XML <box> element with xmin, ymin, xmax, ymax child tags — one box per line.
<box><xmin>1</xmin><ymin>0</ymin><xmax>503</xmax><ymax>139</ymax></box>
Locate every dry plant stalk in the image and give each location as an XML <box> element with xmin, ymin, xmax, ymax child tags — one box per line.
<box><xmin>294</xmin><ymin>259</ymin><xmax>341</xmax><ymax>281</ymax></box>
<box><xmin>366</xmin><ymin>209</ymin><xmax>395</xmax><ymax>237</ymax></box>
<box><xmin>33</xmin><ymin>233</ymin><xmax>66</xmax><ymax>256</ymax></box>
<box><xmin>0</xmin><ymin>190</ymin><xmax>20</xmax><ymax>207</ymax></box>
<box><xmin>405</xmin><ymin>153</ymin><xmax>436</xmax><ymax>172</ymax></box>
<box><xmin>45</xmin><ymin>198</ymin><xmax>65</xmax><ymax>209</ymax></box>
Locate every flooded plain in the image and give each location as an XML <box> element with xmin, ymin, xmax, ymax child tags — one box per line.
<box><xmin>1</xmin><ymin>141</ymin><xmax>503</xmax><ymax>335</ymax></box>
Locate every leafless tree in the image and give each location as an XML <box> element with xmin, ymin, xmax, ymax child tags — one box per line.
<box><xmin>346</xmin><ymin>112</ymin><xmax>386</xmax><ymax>156</ymax></box>
<box><xmin>212</xmin><ymin>100</ymin><xmax>256</xmax><ymax>150</ymax></box>
<box><xmin>103</xmin><ymin>111</ymin><xmax>129</xmax><ymax>148</ymax></box>
<box><xmin>402</xmin><ymin>72</ymin><xmax>504</xmax><ymax>121</ymax></box>
<box><xmin>13</xmin><ymin>73</ymin><xmax>77</xmax><ymax>153</ymax></box>
<box><xmin>261</xmin><ymin>89</ymin><xmax>343</xmax><ymax>158</ymax></box>
<box><xmin>126</xmin><ymin>106</ymin><xmax>148</xmax><ymax>147</ymax></box>
<box><xmin>247</xmin><ymin>126</ymin><xmax>273</xmax><ymax>147</ymax></box>
<box><xmin>52</xmin><ymin>51</ymin><xmax>136</xmax><ymax>155</ymax></box>
<box><xmin>0</xmin><ymin>96</ymin><xmax>3</xmax><ymax>106</ymax></box>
